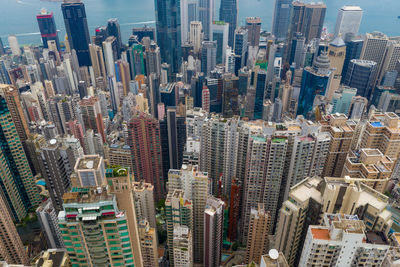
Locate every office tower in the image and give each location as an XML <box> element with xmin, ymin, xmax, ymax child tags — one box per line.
<box><xmin>361</xmin><ymin>32</ymin><xmax>389</xmax><ymax>85</ymax></box>
<box><xmin>322</xmin><ymin>113</ymin><xmax>355</xmax><ymax>177</ymax></box>
<box><xmin>289</xmin><ymin>33</ymin><xmax>305</xmax><ymax>67</ymax></box>
<box><xmin>271</xmin><ymin>0</ymin><xmax>292</xmax><ymax>41</ymax></box>
<box><xmin>181</xmin><ymin>0</ymin><xmax>197</xmax><ymax>43</ymax></box>
<box><xmin>34</xmin><ymin>249</ymin><xmax>71</xmax><ymax>266</ymax></box>
<box><xmin>138</xmin><ymin>219</ymin><xmax>159</xmax><ymax>267</ymax></box>
<box><xmin>59</xmin><ymin>187</ymin><xmax>136</xmax><ymax>267</ymax></box>
<box><xmin>328</xmin><ymin>36</ymin><xmax>346</xmax><ymax>76</ymax></box>
<box><xmin>38</xmin><ymin>139</ymin><xmax>72</xmax><ymax>211</ymax></box>
<box><xmin>334</xmin><ymin>6</ymin><xmax>363</xmax><ymax>41</ymax></box>
<box><xmin>275</xmin><ymin>176</ymin><xmax>392</xmax><ymax>266</ymax></box>
<box><xmin>0</xmin><ymin>96</ymin><xmax>39</xmax><ymax>222</ymax></box>
<box><xmin>212</xmin><ymin>21</ymin><xmax>229</xmax><ymax>64</ymax></box>
<box><xmin>117</xmin><ymin>59</ymin><xmax>131</xmax><ymax>96</ymax></box>
<box><xmin>94</xmin><ymin>26</ymin><xmax>108</xmax><ymax>46</ymax></box>
<box><xmin>302</xmin><ymin>3</ymin><xmax>326</xmax><ymax>42</ymax></box>
<box><xmin>127</xmin><ymin>44</ymin><xmax>145</xmax><ymax>78</ymax></box>
<box><xmin>234</xmin><ymin>28</ymin><xmax>248</xmax><ymax>75</ymax></box>
<box><xmin>360</xmin><ymin>112</ymin><xmax>400</xmax><ymax>159</ymax></box>
<box><xmin>203</xmin><ymin>196</ymin><xmax>224</xmax><ymax>267</ymax></box>
<box><xmin>297</xmin><ymin>51</ymin><xmax>332</xmax><ymax>118</ymax></box>
<box><xmin>8</xmin><ymin>35</ymin><xmax>20</xmax><ymax>56</ymax></box>
<box><xmin>128</xmin><ymin>110</ymin><xmax>164</xmax><ymax>201</ymax></box>
<box><xmin>79</xmin><ymin>96</ymin><xmax>106</xmax><ymax>142</ymax></box>
<box><xmin>0</xmin><ymin>196</ymin><xmax>29</xmax><ymax>265</ymax></box>
<box><xmin>165</xmin><ymin>190</ymin><xmax>193</xmax><ymax>267</ymax></box>
<box><xmin>132</xmin><ymin>181</ymin><xmax>157</xmax><ymax>228</ymax></box>
<box><xmin>246</xmin><ymin>204</ymin><xmax>271</xmax><ymax>264</ymax></box>
<box><xmin>190</xmin><ymin>21</ymin><xmax>203</xmax><ymax>54</ymax></box>
<box><xmin>107</xmin><ymin>18</ymin><xmax>122</xmax><ymax>57</ymax></box>
<box><xmin>219</xmin><ymin>0</ymin><xmax>237</xmax><ymax>47</ymax></box>
<box><xmin>343</xmin><ymin>148</ymin><xmax>394</xmax><ymax>193</ymax></box>
<box><xmin>299</xmin><ymin>214</ymin><xmax>390</xmax><ymax>267</ymax></box>
<box><xmin>0</xmin><ymin>37</ymin><xmax>4</xmax><ymax>55</ymax></box>
<box><xmin>246</xmin><ymin>17</ymin><xmax>261</xmax><ymax>47</ymax></box>
<box><xmin>254</xmin><ymin>68</ymin><xmax>267</xmax><ymax>119</ymax></box>
<box><xmin>198</xmin><ymin>0</ymin><xmax>214</xmax><ymax>40</ymax></box>
<box><xmin>331</xmin><ymin>86</ymin><xmax>357</xmax><ymax>115</ymax></box>
<box><xmin>132</xmin><ymin>25</ymin><xmax>155</xmax><ymax>41</ymax></box>
<box><xmin>222</xmin><ymin>74</ymin><xmax>239</xmax><ymax>117</ymax></box>
<box><xmin>380</xmin><ymin>40</ymin><xmax>400</xmax><ymax>82</ymax></box>
<box><xmin>0</xmin><ymin>85</ymin><xmax>30</xmax><ymax>143</ymax></box>
<box><xmin>37</xmin><ymin>8</ymin><xmax>60</xmax><ymax>49</ymax></box>
<box><xmin>36</xmin><ymin>199</ymin><xmax>64</xmax><ymax>249</ymax></box>
<box><xmin>343</xmin><ymin>59</ymin><xmax>377</xmax><ymax>98</ymax></box>
<box><xmin>154</xmin><ymin>0</ymin><xmax>182</xmax><ymax>73</ymax></box>
<box><xmin>341</xmin><ymin>39</ymin><xmax>363</xmax><ymax>81</ymax></box>
<box><xmin>103</xmin><ymin>36</ymin><xmax>118</xmax><ymax>77</ymax></box>
<box><xmin>74</xmin><ymin>155</ymin><xmax>105</xmax><ymax>187</ymax></box>
<box><xmin>145</xmin><ymin>43</ymin><xmax>161</xmax><ymax>76</ymax></box>
<box><xmin>173</xmin><ymin>226</ymin><xmax>193</xmax><ymax>267</ymax></box>
<box><xmin>201</xmin><ymin>41</ymin><xmax>217</xmax><ymax>77</ymax></box>
<box><xmin>61</xmin><ymin>0</ymin><xmax>91</xmax><ymax>66</ymax></box>
<box><xmin>168</xmin><ymin>165</ymin><xmax>209</xmax><ymax>264</ymax></box>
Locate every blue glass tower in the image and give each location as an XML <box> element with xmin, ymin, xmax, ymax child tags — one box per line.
<box><xmin>272</xmin><ymin>0</ymin><xmax>292</xmax><ymax>41</ymax></box>
<box><xmin>254</xmin><ymin>69</ymin><xmax>267</xmax><ymax>119</ymax></box>
<box><xmin>61</xmin><ymin>0</ymin><xmax>91</xmax><ymax>66</ymax></box>
<box><xmin>154</xmin><ymin>0</ymin><xmax>182</xmax><ymax>73</ymax></box>
<box><xmin>297</xmin><ymin>51</ymin><xmax>331</xmax><ymax>118</ymax></box>
<box><xmin>219</xmin><ymin>0</ymin><xmax>238</xmax><ymax>47</ymax></box>
<box><xmin>341</xmin><ymin>39</ymin><xmax>364</xmax><ymax>83</ymax></box>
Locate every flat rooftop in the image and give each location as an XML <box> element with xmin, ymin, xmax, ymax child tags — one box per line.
<box><xmin>365</xmin><ymin>231</ymin><xmax>389</xmax><ymax>245</ymax></box>
<box><xmin>36</xmin><ymin>249</ymin><xmax>68</xmax><ymax>267</ymax></box>
<box><xmin>311</xmin><ymin>228</ymin><xmax>330</xmax><ymax>240</ymax></box>
<box><xmin>63</xmin><ymin>187</ymin><xmax>113</xmax><ymax>204</ymax></box>
<box><xmin>76</xmin><ymin>155</ymin><xmax>102</xmax><ymax>170</ymax></box>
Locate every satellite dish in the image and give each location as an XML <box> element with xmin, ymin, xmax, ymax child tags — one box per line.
<box><xmin>269</xmin><ymin>249</ymin><xmax>279</xmax><ymax>260</ymax></box>
<box><xmin>49</xmin><ymin>139</ymin><xmax>57</xmax><ymax>145</ymax></box>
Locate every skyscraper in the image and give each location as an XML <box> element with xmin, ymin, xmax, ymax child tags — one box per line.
<box><xmin>343</xmin><ymin>59</ymin><xmax>377</xmax><ymax>98</ymax></box>
<box><xmin>107</xmin><ymin>18</ymin><xmax>122</xmax><ymax>58</ymax></box>
<box><xmin>271</xmin><ymin>0</ymin><xmax>292</xmax><ymax>41</ymax></box>
<box><xmin>246</xmin><ymin>17</ymin><xmax>261</xmax><ymax>47</ymax></box>
<box><xmin>180</xmin><ymin>0</ymin><xmax>197</xmax><ymax>43</ymax></box>
<box><xmin>37</xmin><ymin>8</ymin><xmax>60</xmax><ymax>49</ymax></box>
<box><xmin>198</xmin><ymin>0</ymin><xmax>214</xmax><ymax>40</ymax></box>
<box><xmin>341</xmin><ymin>38</ymin><xmax>364</xmax><ymax>82</ymax></box>
<box><xmin>204</xmin><ymin>196</ymin><xmax>225</xmax><ymax>267</ymax></box>
<box><xmin>0</xmin><ymin>196</ymin><xmax>29</xmax><ymax>265</ymax></box>
<box><xmin>201</xmin><ymin>41</ymin><xmax>217</xmax><ymax>77</ymax></box>
<box><xmin>0</xmin><ymin>95</ymin><xmax>40</xmax><ymax>222</ymax></box>
<box><xmin>234</xmin><ymin>28</ymin><xmax>248</xmax><ymax>75</ymax></box>
<box><xmin>154</xmin><ymin>0</ymin><xmax>182</xmax><ymax>73</ymax></box>
<box><xmin>80</xmin><ymin>96</ymin><xmax>106</xmax><ymax>142</ymax></box>
<box><xmin>253</xmin><ymin>68</ymin><xmax>267</xmax><ymax>119</ymax></box>
<box><xmin>219</xmin><ymin>0</ymin><xmax>237</xmax><ymax>47</ymax></box>
<box><xmin>0</xmin><ymin>37</ymin><xmax>4</xmax><ymax>55</ymax></box>
<box><xmin>334</xmin><ymin>6</ymin><xmax>363</xmax><ymax>41</ymax></box>
<box><xmin>36</xmin><ymin>199</ymin><xmax>64</xmax><ymax>249</ymax></box>
<box><xmin>61</xmin><ymin>0</ymin><xmax>91</xmax><ymax>66</ymax></box>
<box><xmin>212</xmin><ymin>21</ymin><xmax>229</xmax><ymax>64</ymax></box>
<box><xmin>128</xmin><ymin>110</ymin><xmax>164</xmax><ymax>201</ymax></box>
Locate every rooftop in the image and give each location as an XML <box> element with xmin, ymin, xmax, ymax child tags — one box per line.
<box><xmin>62</xmin><ymin>187</ymin><xmax>113</xmax><ymax>204</ymax></box>
<box><xmin>36</xmin><ymin>249</ymin><xmax>68</xmax><ymax>267</ymax></box>
<box><xmin>76</xmin><ymin>155</ymin><xmax>102</xmax><ymax>171</ymax></box>
<box><xmin>311</xmin><ymin>228</ymin><xmax>330</xmax><ymax>240</ymax></box>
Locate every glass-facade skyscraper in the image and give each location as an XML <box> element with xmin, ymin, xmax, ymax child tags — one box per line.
<box><xmin>271</xmin><ymin>0</ymin><xmax>292</xmax><ymax>41</ymax></box>
<box><xmin>61</xmin><ymin>0</ymin><xmax>91</xmax><ymax>66</ymax></box>
<box><xmin>219</xmin><ymin>0</ymin><xmax>237</xmax><ymax>47</ymax></box>
<box><xmin>36</xmin><ymin>9</ymin><xmax>60</xmax><ymax>50</ymax></box>
<box><xmin>154</xmin><ymin>0</ymin><xmax>182</xmax><ymax>73</ymax></box>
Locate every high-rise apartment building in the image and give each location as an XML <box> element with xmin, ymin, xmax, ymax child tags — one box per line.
<box><xmin>127</xmin><ymin>110</ymin><xmax>164</xmax><ymax>201</ymax></box>
<box><xmin>132</xmin><ymin>181</ymin><xmax>157</xmax><ymax>228</ymax></box>
<box><xmin>204</xmin><ymin>196</ymin><xmax>225</xmax><ymax>267</ymax></box>
<box><xmin>271</xmin><ymin>0</ymin><xmax>292</xmax><ymax>41</ymax></box>
<box><xmin>0</xmin><ymin>95</ymin><xmax>39</xmax><ymax>222</ymax></box>
<box><xmin>59</xmin><ymin>187</ymin><xmax>136</xmax><ymax>267</ymax></box>
<box><xmin>246</xmin><ymin>17</ymin><xmax>261</xmax><ymax>47</ymax></box>
<box><xmin>334</xmin><ymin>6</ymin><xmax>363</xmax><ymax>41</ymax></box>
<box><xmin>246</xmin><ymin>204</ymin><xmax>271</xmax><ymax>264</ymax></box>
<box><xmin>104</xmin><ymin>143</ymin><xmax>134</xmax><ymax>171</ymax></box>
<box><xmin>275</xmin><ymin>176</ymin><xmax>393</xmax><ymax>266</ymax></box>
<box><xmin>173</xmin><ymin>226</ymin><xmax>193</xmax><ymax>267</ymax></box>
<box><xmin>0</xmin><ymin>196</ymin><xmax>29</xmax><ymax>265</ymax></box>
<box><xmin>154</xmin><ymin>0</ymin><xmax>182</xmax><ymax>73</ymax></box>
<box><xmin>80</xmin><ymin>96</ymin><xmax>106</xmax><ymax>142</ymax></box>
<box><xmin>321</xmin><ymin>113</ymin><xmax>356</xmax><ymax>177</ymax></box>
<box><xmin>168</xmin><ymin>165</ymin><xmax>209</xmax><ymax>264</ymax></box>
<box><xmin>37</xmin><ymin>8</ymin><xmax>60</xmax><ymax>49</ymax></box>
<box><xmin>219</xmin><ymin>0</ymin><xmax>237</xmax><ymax>47</ymax></box>
<box><xmin>299</xmin><ymin>214</ymin><xmax>390</xmax><ymax>267</ymax></box>
<box><xmin>165</xmin><ymin>190</ymin><xmax>193</xmax><ymax>267</ymax></box>
<box><xmin>61</xmin><ymin>0</ymin><xmax>91</xmax><ymax>66</ymax></box>
<box><xmin>138</xmin><ymin>219</ymin><xmax>159</xmax><ymax>267</ymax></box>
<box><xmin>36</xmin><ymin>199</ymin><xmax>64</xmax><ymax>249</ymax></box>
